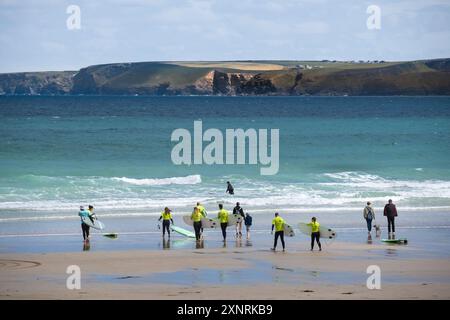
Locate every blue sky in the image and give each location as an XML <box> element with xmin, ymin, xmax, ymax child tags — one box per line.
<box><xmin>1</xmin><ymin>0</ymin><xmax>450</xmax><ymax>72</ymax></box>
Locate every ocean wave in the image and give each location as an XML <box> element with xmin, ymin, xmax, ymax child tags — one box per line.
<box><xmin>112</xmin><ymin>174</ymin><xmax>201</xmax><ymax>186</ymax></box>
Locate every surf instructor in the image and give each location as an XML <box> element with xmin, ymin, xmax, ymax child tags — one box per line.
<box><xmin>271</xmin><ymin>212</ymin><xmax>285</xmax><ymax>252</ymax></box>
<box><xmin>218</xmin><ymin>203</ymin><xmax>229</xmax><ymax>241</ymax></box>
<box><xmin>191</xmin><ymin>207</ymin><xmax>203</xmax><ymax>241</ymax></box>
<box><xmin>158</xmin><ymin>207</ymin><xmax>174</xmax><ymax>238</ymax></box>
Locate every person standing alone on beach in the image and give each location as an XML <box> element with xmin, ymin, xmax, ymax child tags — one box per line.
<box><xmin>244</xmin><ymin>212</ymin><xmax>252</xmax><ymax>240</ymax></box>
<box><xmin>218</xmin><ymin>204</ymin><xmax>229</xmax><ymax>241</ymax></box>
<box><xmin>271</xmin><ymin>212</ymin><xmax>285</xmax><ymax>251</ymax></box>
<box><xmin>158</xmin><ymin>207</ymin><xmax>174</xmax><ymax>238</ymax></box>
<box><xmin>363</xmin><ymin>202</ymin><xmax>375</xmax><ymax>234</ymax></box>
<box><xmin>191</xmin><ymin>207</ymin><xmax>203</xmax><ymax>241</ymax></box>
<box><xmin>384</xmin><ymin>199</ymin><xmax>398</xmax><ymax>237</ymax></box>
<box><xmin>307</xmin><ymin>217</ymin><xmax>322</xmax><ymax>251</ymax></box>
<box><xmin>78</xmin><ymin>206</ymin><xmax>92</xmax><ymax>242</ymax></box>
<box><xmin>233</xmin><ymin>202</ymin><xmax>245</xmax><ymax>238</ymax></box>
<box><xmin>226</xmin><ymin>181</ymin><xmax>234</xmax><ymax>195</ymax></box>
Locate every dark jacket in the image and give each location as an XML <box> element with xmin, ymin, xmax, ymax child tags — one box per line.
<box><xmin>233</xmin><ymin>206</ymin><xmax>245</xmax><ymax>217</ymax></box>
<box><xmin>384</xmin><ymin>204</ymin><xmax>398</xmax><ymax>217</ymax></box>
<box><xmin>244</xmin><ymin>215</ymin><xmax>252</xmax><ymax>226</ymax></box>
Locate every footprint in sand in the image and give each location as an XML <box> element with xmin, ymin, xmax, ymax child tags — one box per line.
<box><xmin>0</xmin><ymin>259</ymin><xmax>41</xmax><ymax>270</ymax></box>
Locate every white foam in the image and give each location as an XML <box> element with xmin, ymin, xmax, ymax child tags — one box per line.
<box><xmin>112</xmin><ymin>174</ymin><xmax>201</xmax><ymax>186</ymax></box>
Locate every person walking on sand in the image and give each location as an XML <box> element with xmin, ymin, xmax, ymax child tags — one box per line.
<box><xmin>363</xmin><ymin>201</ymin><xmax>375</xmax><ymax>234</ymax></box>
<box><xmin>78</xmin><ymin>206</ymin><xmax>93</xmax><ymax>242</ymax></box>
<box><xmin>158</xmin><ymin>207</ymin><xmax>174</xmax><ymax>238</ymax></box>
<box><xmin>244</xmin><ymin>212</ymin><xmax>253</xmax><ymax>240</ymax></box>
<box><xmin>191</xmin><ymin>207</ymin><xmax>203</xmax><ymax>241</ymax></box>
<box><xmin>271</xmin><ymin>212</ymin><xmax>285</xmax><ymax>252</ymax></box>
<box><xmin>197</xmin><ymin>202</ymin><xmax>207</xmax><ymax>234</ymax></box>
<box><xmin>384</xmin><ymin>199</ymin><xmax>398</xmax><ymax>236</ymax></box>
<box><xmin>307</xmin><ymin>217</ymin><xmax>322</xmax><ymax>251</ymax></box>
<box><xmin>233</xmin><ymin>202</ymin><xmax>245</xmax><ymax>238</ymax></box>
<box><xmin>218</xmin><ymin>203</ymin><xmax>229</xmax><ymax>241</ymax></box>
<box><xmin>226</xmin><ymin>181</ymin><xmax>234</xmax><ymax>195</ymax></box>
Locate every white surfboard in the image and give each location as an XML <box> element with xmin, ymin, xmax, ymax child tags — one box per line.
<box><xmin>298</xmin><ymin>222</ymin><xmax>336</xmax><ymax>239</ymax></box>
<box><xmin>201</xmin><ymin>213</ymin><xmax>242</xmax><ymax>228</ymax></box>
<box><xmin>284</xmin><ymin>223</ymin><xmax>295</xmax><ymax>237</ymax></box>
<box><xmin>81</xmin><ymin>216</ymin><xmax>105</xmax><ymax>230</ymax></box>
<box><xmin>182</xmin><ymin>215</ymin><xmax>194</xmax><ymax>226</ymax></box>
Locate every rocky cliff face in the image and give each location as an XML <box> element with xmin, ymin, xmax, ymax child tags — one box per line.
<box><xmin>1</xmin><ymin>59</ymin><xmax>450</xmax><ymax>96</ymax></box>
<box><xmin>0</xmin><ymin>71</ymin><xmax>75</xmax><ymax>95</ymax></box>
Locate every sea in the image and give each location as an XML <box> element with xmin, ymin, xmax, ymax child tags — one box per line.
<box><xmin>1</xmin><ymin>95</ymin><xmax>450</xmax><ymax>248</ymax></box>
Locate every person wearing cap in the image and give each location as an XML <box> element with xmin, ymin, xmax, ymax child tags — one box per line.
<box><xmin>363</xmin><ymin>201</ymin><xmax>375</xmax><ymax>234</ymax></box>
<box><xmin>158</xmin><ymin>207</ymin><xmax>174</xmax><ymax>238</ymax></box>
<box><xmin>78</xmin><ymin>206</ymin><xmax>92</xmax><ymax>242</ymax></box>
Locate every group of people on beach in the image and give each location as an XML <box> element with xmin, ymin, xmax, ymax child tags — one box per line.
<box><xmin>363</xmin><ymin>199</ymin><xmax>398</xmax><ymax>237</ymax></box>
<box><xmin>156</xmin><ymin>201</ymin><xmax>323</xmax><ymax>253</ymax></box>
<box><xmin>77</xmin><ymin>179</ymin><xmax>399</xmax><ymax>250</ymax></box>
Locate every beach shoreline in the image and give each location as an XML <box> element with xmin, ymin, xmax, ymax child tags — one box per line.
<box><xmin>1</xmin><ymin>240</ymin><xmax>450</xmax><ymax>300</ymax></box>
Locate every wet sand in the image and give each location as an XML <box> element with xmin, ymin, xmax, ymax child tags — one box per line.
<box><xmin>1</xmin><ymin>241</ymin><xmax>450</xmax><ymax>299</ymax></box>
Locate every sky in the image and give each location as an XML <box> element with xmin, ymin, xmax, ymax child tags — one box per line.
<box><xmin>1</xmin><ymin>0</ymin><xmax>450</xmax><ymax>72</ymax></box>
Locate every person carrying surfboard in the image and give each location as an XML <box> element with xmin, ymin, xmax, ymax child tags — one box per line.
<box><xmin>233</xmin><ymin>202</ymin><xmax>245</xmax><ymax>238</ymax></box>
<box><xmin>191</xmin><ymin>206</ymin><xmax>203</xmax><ymax>241</ymax></box>
<box><xmin>197</xmin><ymin>202</ymin><xmax>207</xmax><ymax>235</ymax></box>
<box><xmin>271</xmin><ymin>212</ymin><xmax>285</xmax><ymax>252</ymax></box>
<box><xmin>158</xmin><ymin>207</ymin><xmax>174</xmax><ymax>238</ymax></box>
<box><xmin>218</xmin><ymin>203</ymin><xmax>229</xmax><ymax>241</ymax></box>
<box><xmin>78</xmin><ymin>206</ymin><xmax>93</xmax><ymax>242</ymax></box>
<box><xmin>363</xmin><ymin>201</ymin><xmax>375</xmax><ymax>234</ymax></box>
<box><xmin>87</xmin><ymin>205</ymin><xmax>96</xmax><ymax>223</ymax></box>
<box><xmin>307</xmin><ymin>217</ymin><xmax>322</xmax><ymax>251</ymax></box>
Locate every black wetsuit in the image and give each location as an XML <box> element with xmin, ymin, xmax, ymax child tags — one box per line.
<box><xmin>226</xmin><ymin>184</ymin><xmax>234</xmax><ymax>195</ymax></box>
<box><xmin>233</xmin><ymin>206</ymin><xmax>245</xmax><ymax>218</ymax></box>
<box><xmin>193</xmin><ymin>221</ymin><xmax>202</xmax><ymax>241</ymax></box>
<box><xmin>81</xmin><ymin>223</ymin><xmax>90</xmax><ymax>240</ymax></box>
<box><xmin>274</xmin><ymin>231</ymin><xmax>285</xmax><ymax>250</ymax></box>
<box><xmin>311</xmin><ymin>232</ymin><xmax>321</xmax><ymax>250</ymax></box>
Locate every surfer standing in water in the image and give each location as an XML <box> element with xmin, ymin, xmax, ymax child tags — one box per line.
<box><xmin>191</xmin><ymin>207</ymin><xmax>203</xmax><ymax>241</ymax></box>
<box><xmin>307</xmin><ymin>217</ymin><xmax>322</xmax><ymax>251</ymax></box>
<box><xmin>271</xmin><ymin>212</ymin><xmax>285</xmax><ymax>252</ymax></box>
<box><xmin>158</xmin><ymin>207</ymin><xmax>174</xmax><ymax>238</ymax></box>
<box><xmin>78</xmin><ymin>206</ymin><xmax>93</xmax><ymax>242</ymax></box>
<box><xmin>226</xmin><ymin>181</ymin><xmax>234</xmax><ymax>195</ymax></box>
<box><xmin>233</xmin><ymin>202</ymin><xmax>245</xmax><ymax>238</ymax></box>
<box><xmin>218</xmin><ymin>203</ymin><xmax>229</xmax><ymax>242</ymax></box>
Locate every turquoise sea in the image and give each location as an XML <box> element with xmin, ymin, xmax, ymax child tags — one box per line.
<box><xmin>0</xmin><ymin>96</ymin><xmax>450</xmax><ymax>230</ymax></box>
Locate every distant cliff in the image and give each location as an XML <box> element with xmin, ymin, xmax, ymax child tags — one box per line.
<box><xmin>1</xmin><ymin>59</ymin><xmax>450</xmax><ymax>96</ymax></box>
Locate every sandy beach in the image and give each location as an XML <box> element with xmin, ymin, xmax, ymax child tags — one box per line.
<box><xmin>1</xmin><ymin>239</ymin><xmax>449</xmax><ymax>300</ymax></box>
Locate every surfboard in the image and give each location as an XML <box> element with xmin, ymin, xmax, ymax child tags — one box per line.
<box><xmin>182</xmin><ymin>215</ymin><xmax>194</xmax><ymax>226</ymax></box>
<box><xmin>201</xmin><ymin>213</ymin><xmax>242</xmax><ymax>228</ymax></box>
<box><xmin>382</xmin><ymin>238</ymin><xmax>408</xmax><ymax>244</ymax></box>
<box><xmin>81</xmin><ymin>216</ymin><xmax>105</xmax><ymax>230</ymax></box>
<box><xmin>298</xmin><ymin>222</ymin><xmax>336</xmax><ymax>239</ymax></box>
<box><xmin>284</xmin><ymin>223</ymin><xmax>295</xmax><ymax>237</ymax></box>
<box><xmin>170</xmin><ymin>225</ymin><xmax>196</xmax><ymax>238</ymax></box>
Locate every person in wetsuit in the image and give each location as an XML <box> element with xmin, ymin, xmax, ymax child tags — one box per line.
<box><xmin>226</xmin><ymin>181</ymin><xmax>234</xmax><ymax>195</ymax></box>
<box><xmin>158</xmin><ymin>207</ymin><xmax>174</xmax><ymax>238</ymax></box>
